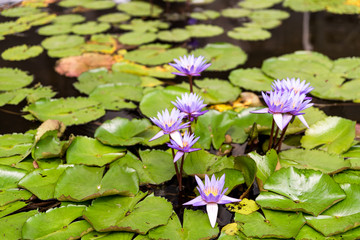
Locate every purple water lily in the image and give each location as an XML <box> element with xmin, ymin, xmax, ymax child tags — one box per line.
<box><xmin>172</xmin><ymin>92</ymin><xmax>208</xmax><ymax>121</ymax></box>
<box><xmin>183</xmin><ymin>174</ymin><xmax>240</xmax><ymax>228</ymax></box>
<box><xmin>149</xmin><ymin>108</ymin><xmax>190</xmax><ymax>143</ymax></box>
<box><xmin>271</xmin><ymin>78</ymin><xmax>313</xmax><ymax>95</ymax></box>
<box><xmin>285</xmin><ymin>92</ymin><xmax>314</xmax><ymax>128</ymax></box>
<box><xmin>167</xmin><ymin>131</ymin><xmax>201</xmax><ymax>162</ymax></box>
<box><xmin>169</xmin><ymin>55</ymin><xmax>211</xmax><ymax>77</ymax></box>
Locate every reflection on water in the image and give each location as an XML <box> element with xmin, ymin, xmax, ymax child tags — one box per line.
<box><xmin>0</xmin><ymin>1</ymin><xmax>359</xmax><ymax>135</ymax></box>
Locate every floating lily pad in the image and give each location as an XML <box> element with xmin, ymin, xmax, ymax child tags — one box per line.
<box><xmin>327</xmin><ymin>1</ymin><xmax>360</xmax><ymax>14</ymax></box>
<box><xmin>190</xmin><ymin>10</ymin><xmax>220</xmax><ymax>20</ymax></box>
<box><xmin>41</xmin><ymin>34</ymin><xmax>85</xmax><ymax>50</ymax></box>
<box><xmin>332</xmin><ymin>57</ymin><xmax>360</xmax><ymax>79</ymax></box>
<box><xmin>228</xmin><ymin>27</ymin><xmax>271</xmax><ymax>41</ymax></box>
<box><xmin>52</xmin><ymin>14</ymin><xmax>85</xmax><ymax>24</ymax></box>
<box><xmin>124</xmin><ymin>44</ymin><xmax>187</xmax><ymax>66</ymax></box>
<box><xmin>0</xmin><ymin>133</ymin><xmax>34</xmax><ymax>160</ymax></box>
<box><xmin>25</xmin><ymin>97</ymin><xmax>105</xmax><ymax>126</ymax></box>
<box><xmin>1</xmin><ymin>6</ymin><xmax>40</xmax><ymax>17</ymax></box>
<box><xmin>119</xmin><ymin>32</ymin><xmax>157</xmax><ymax>45</ymax></box>
<box><xmin>244</xmin><ymin>18</ymin><xmax>282</xmax><ymax>29</ymax></box>
<box><xmin>84</xmin><ymin>193</ymin><xmax>172</xmax><ymax>234</ymax></box>
<box><xmin>54</xmin><ymin>164</ymin><xmax>139</xmax><ymax>201</ymax></box>
<box><xmin>334</xmin><ymin>170</ymin><xmax>360</xmax><ymax>184</ymax></box>
<box><xmin>283</xmin><ymin>0</ymin><xmax>328</xmax><ymax>12</ymax></box>
<box><xmin>0</xmin><ymin>211</ymin><xmax>38</xmax><ymax>239</ymax></box>
<box><xmin>22</xmin><ymin>206</ymin><xmax>92</xmax><ymax>239</ymax></box>
<box><xmin>82</xmin><ymin>0</ymin><xmax>116</xmax><ymax>10</ymax></box>
<box><xmin>82</xmin><ymin>231</ymin><xmax>135</xmax><ymax>240</ymax></box>
<box><xmin>58</xmin><ymin>0</ymin><xmax>91</xmax><ymax>7</ymax></box>
<box><xmin>38</xmin><ymin>24</ymin><xmax>73</xmax><ymax>36</ymax></box>
<box><xmin>97</xmin><ymin>13</ymin><xmax>130</xmax><ymax>23</ymax></box>
<box><xmin>279</xmin><ymin>148</ymin><xmax>350</xmax><ymax>174</ymax></box>
<box><xmin>0</xmin><ymin>68</ymin><xmax>33</xmax><ymax>91</ymax></box>
<box><xmin>221</xmin><ymin>8</ymin><xmax>251</xmax><ymax>18</ymax></box>
<box><xmin>149</xmin><ymin>210</ymin><xmax>219</xmax><ymax>239</ymax></box>
<box><xmin>248</xmin><ymin>150</ymin><xmax>278</xmax><ymax>186</ymax></box>
<box><xmin>2</xmin><ymin>44</ymin><xmax>43</xmax><ymax>61</ymax></box>
<box><xmin>72</xmin><ymin>21</ymin><xmax>110</xmax><ymax>35</ymax></box>
<box><xmin>192</xmin><ymin>43</ymin><xmax>247</xmax><ymax>71</ymax></box>
<box><xmin>186</xmin><ymin>24</ymin><xmax>224</xmax><ymax>38</ymax></box>
<box><xmin>0</xmin><ymin>188</ymin><xmax>32</xmax><ymax>207</ymax></box>
<box><xmin>31</xmin><ymin>130</ymin><xmax>67</xmax><ymax>160</ymax></box>
<box><xmin>119</xmin><ymin>19</ymin><xmax>169</xmax><ymax>33</ymax></box>
<box><xmin>250</xmin><ymin>9</ymin><xmax>290</xmax><ymax>20</ymax></box>
<box><xmin>112</xmin><ymin>62</ymin><xmax>174</xmax><ymax>79</ymax></box>
<box><xmin>229</xmin><ymin>68</ymin><xmax>273</xmax><ymax>91</ymax></box>
<box><xmin>117</xmin><ymin>1</ymin><xmax>163</xmax><ymax>17</ymax></box>
<box><xmin>157</xmin><ymin>28</ymin><xmax>190</xmax><ymax>42</ymax></box>
<box><xmin>47</xmin><ymin>47</ymin><xmax>82</xmax><ymax>58</ymax></box>
<box><xmin>0</xmin><ymin>165</ymin><xmax>28</xmax><ymax>190</ymax></box>
<box><xmin>239</xmin><ymin>0</ymin><xmax>282</xmax><ymax>9</ymax></box>
<box><xmin>257</xmin><ymin>167</ymin><xmax>346</xmax><ymax>216</ymax></box>
<box><xmin>301</xmin><ymin>116</ymin><xmax>355</xmax><ymax>154</ymax></box>
<box><xmin>0</xmin><ymin>21</ymin><xmax>30</xmax><ymax>36</ymax></box>
<box><xmin>95</xmin><ymin>117</ymin><xmax>151</xmax><ymax>146</ymax></box>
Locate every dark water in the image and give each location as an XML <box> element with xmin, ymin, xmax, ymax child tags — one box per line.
<box><xmin>1</xmin><ymin>1</ymin><xmax>360</xmax><ymax>135</ymax></box>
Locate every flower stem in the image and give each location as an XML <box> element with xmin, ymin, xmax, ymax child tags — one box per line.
<box><xmin>179</xmin><ymin>154</ymin><xmax>185</xmax><ymax>191</ymax></box>
<box><xmin>171</xmin><ymin>148</ymin><xmax>181</xmax><ymax>185</ymax></box>
<box><xmin>274</xmin><ymin>122</ymin><xmax>290</xmax><ymax>152</ymax></box>
<box><xmin>188</xmin><ymin>113</ymin><xmax>192</xmax><ymax>135</ymax></box>
<box><xmin>188</xmin><ymin>75</ymin><xmax>193</xmax><ymax>93</ymax></box>
<box><xmin>268</xmin><ymin>119</ymin><xmax>275</xmax><ymax>151</ymax></box>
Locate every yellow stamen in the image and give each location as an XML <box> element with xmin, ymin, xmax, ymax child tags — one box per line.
<box><xmin>204</xmin><ymin>187</ymin><xmax>218</xmax><ymax>196</ymax></box>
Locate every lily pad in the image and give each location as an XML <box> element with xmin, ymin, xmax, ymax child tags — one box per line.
<box><xmin>239</xmin><ymin>0</ymin><xmax>282</xmax><ymax>9</ymax></box>
<box><xmin>25</xmin><ymin>97</ymin><xmax>105</xmax><ymax>126</ymax></box>
<box><xmin>250</xmin><ymin>9</ymin><xmax>290</xmax><ymax>21</ymax></box>
<box><xmin>283</xmin><ymin>0</ymin><xmax>328</xmax><ymax>12</ymax></box>
<box><xmin>82</xmin><ymin>1</ymin><xmax>116</xmax><ymax>10</ymax></box>
<box><xmin>221</xmin><ymin>8</ymin><xmax>251</xmax><ymax>18</ymax></box>
<box><xmin>1</xmin><ymin>6</ymin><xmax>41</xmax><ymax>17</ymax></box>
<box><xmin>95</xmin><ymin>117</ymin><xmax>151</xmax><ymax>146</ymax></box>
<box><xmin>89</xmin><ymin>83</ymin><xmax>142</xmax><ymax>103</ymax></box>
<box><xmin>84</xmin><ymin>193</ymin><xmax>172</xmax><ymax>234</ymax></box>
<box><xmin>149</xmin><ymin>210</ymin><xmax>219</xmax><ymax>239</ymax></box>
<box><xmin>72</xmin><ymin>21</ymin><xmax>111</xmax><ymax>35</ymax></box>
<box><xmin>0</xmin><ymin>132</ymin><xmax>34</xmax><ymax>159</ymax></box>
<box><xmin>190</xmin><ymin>10</ymin><xmax>220</xmax><ymax>20</ymax></box>
<box><xmin>248</xmin><ymin>150</ymin><xmax>278</xmax><ymax>186</ymax></box>
<box><xmin>66</xmin><ymin>136</ymin><xmax>125</xmax><ymax>166</ymax></box>
<box><xmin>2</xmin><ymin>44</ymin><xmax>43</xmax><ymax>61</ymax></box>
<box><xmin>0</xmin><ymin>211</ymin><xmax>38</xmax><ymax>240</ymax></box>
<box><xmin>301</xmin><ymin>116</ymin><xmax>355</xmax><ymax>154</ymax></box>
<box><xmin>257</xmin><ymin>167</ymin><xmax>346</xmax><ymax>216</ymax></box>
<box><xmin>119</xmin><ymin>32</ymin><xmax>157</xmax><ymax>45</ymax></box>
<box><xmin>119</xmin><ymin>19</ymin><xmax>169</xmax><ymax>33</ymax></box>
<box><xmin>229</xmin><ymin>68</ymin><xmax>274</xmax><ymax>91</ymax></box>
<box><xmin>228</xmin><ymin>27</ymin><xmax>271</xmax><ymax>41</ymax></box>
<box><xmin>53</xmin><ymin>14</ymin><xmax>85</xmax><ymax>24</ymax></box>
<box><xmin>333</xmin><ymin>170</ymin><xmax>360</xmax><ymax>184</ymax></box>
<box><xmin>192</xmin><ymin>43</ymin><xmax>247</xmax><ymax>71</ymax></box>
<box><xmin>332</xmin><ymin>57</ymin><xmax>360</xmax><ymax>79</ymax></box>
<box><xmin>279</xmin><ymin>148</ymin><xmax>350</xmax><ymax>174</ymax></box>
<box><xmin>54</xmin><ymin>164</ymin><xmax>139</xmax><ymax>201</ymax></box>
<box><xmin>157</xmin><ymin>28</ymin><xmax>190</xmax><ymax>42</ymax></box>
<box><xmin>186</xmin><ymin>24</ymin><xmax>224</xmax><ymax>38</ymax></box>
<box><xmin>98</xmin><ymin>13</ymin><xmax>130</xmax><ymax>23</ymax></box>
<box><xmin>112</xmin><ymin>62</ymin><xmax>174</xmax><ymax>79</ymax></box>
<box><xmin>0</xmin><ymin>189</ymin><xmax>32</xmax><ymax>207</ymax></box>
<box><xmin>82</xmin><ymin>231</ymin><xmax>135</xmax><ymax>240</ymax></box>
<box><xmin>0</xmin><ymin>68</ymin><xmax>33</xmax><ymax>91</ymax></box>
<box><xmin>41</xmin><ymin>34</ymin><xmax>85</xmax><ymax>50</ymax></box>
<box><xmin>38</xmin><ymin>24</ymin><xmax>73</xmax><ymax>36</ymax></box>
<box><xmin>117</xmin><ymin>1</ymin><xmax>163</xmax><ymax>17</ymax></box>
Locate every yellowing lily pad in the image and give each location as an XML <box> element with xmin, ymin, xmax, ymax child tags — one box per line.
<box><xmin>227</xmin><ymin>198</ymin><xmax>259</xmax><ymax>215</ymax></box>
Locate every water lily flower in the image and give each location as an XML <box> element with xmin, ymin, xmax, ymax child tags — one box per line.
<box><xmin>149</xmin><ymin>108</ymin><xmax>190</xmax><ymax>143</ymax></box>
<box><xmin>271</xmin><ymin>78</ymin><xmax>313</xmax><ymax>95</ymax></box>
<box><xmin>172</xmin><ymin>92</ymin><xmax>208</xmax><ymax>121</ymax></box>
<box><xmin>183</xmin><ymin>174</ymin><xmax>240</xmax><ymax>228</ymax></box>
<box><xmin>169</xmin><ymin>55</ymin><xmax>211</xmax><ymax>77</ymax></box>
<box><xmin>250</xmin><ymin>91</ymin><xmax>294</xmax><ymax>130</ymax></box>
<box><xmin>167</xmin><ymin>131</ymin><xmax>201</xmax><ymax>162</ymax></box>
<box><xmin>284</xmin><ymin>92</ymin><xmax>313</xmax><ymax>128</ymax></box>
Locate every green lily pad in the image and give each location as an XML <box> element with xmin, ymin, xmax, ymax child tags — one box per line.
<box><xmin>25</xmin><ymin>13</ymin><xmax>56</xmax><ymax>26</ymax></box>
<box><xmin>239</xmin><ymin>0</ymin><xmax>282</xmax><ymax>9</ymax></box>
<box><xmin>112</xmin><ymin>62</ymin><xmax>174</xmax><ymax>79</ymax></box>
<box><xmin>301</xmin><ymin>116</ymin><xmax>355</xmax><ymax>154</ymax></box>
<box><xmin>116</xmin><ymin>150</ymin><xmax>175</xmax><ymax>185</ymax></box>
<box><xmin>0</xmin><ymin>133</ymin><xmax>34</xmax><ymax>160</ymax></box>
<box><xmin>82</xmin><ymin>231</ymin><xmax>135</xmax><ymax>240</ymax></box>
<box><xmin>22</xmin><ymin>206</ymin><xmax>92</xmax><ymax>239</ymax></box>
<box><xmin>234</xmin><ymin>156</ymin><xmax>257</xmax><ymax>192</ymax></box>
<box><xmin>41</xmin><ymin>34</ymin><xmax>85</xmax><ymax>50</ymax></box>
<box><xmin>1</xmin><ymin>6</ymin><xmax>40</xmax><ymax>17</ymax></box>
<box><xmin>0</xmin><ymin>201</ymin><xmax>28</xmax><ymax>218</ymax></box>
<box><xmin>157</xmin><ymin>29</ymin><xmax>190</xmax><ymax>42</ymax></box>
<box><xmin>283</xmin><ymin>0</ymin><xmax>328</xmax><ymax>12</ymax></box>
<box><xmin>95</xmin><ymin>118</ymin><xmax>151</xmax><ymax>146</ymax></box>
<box><xmin>229</xmin><ymin>68</ymin><xmax>274</xmax><ymax>91</ymax></box>
<box><xmin>52</xmin><ymin>14</ymin><xmax>85</xmax><ymax>24</ymax></box>
<box><xmin>98</xmin><ymin>13</ymin><xmax>130</xmax><ymax>23</ymax></box>
<box><xmin>0</xmin><ymin>68</ymin><xmax>33</xmax><ymax>91</ymax></box>
<box><xmin>119</xmin><ymin>32</ymin><xmax>157</xmax><ymax>45</ymax></box>
<box><xmin>248</xmin><ymin>150</ymin><xmax>278</xmax><ymax>185</ymax></box>
<box><xmin>2</xmin><ymin>44</ymin><xmax>43</xmax><ymax>61</ymax></box>
<box><xmin>221</xmin><ymin>8</ymin><xmax>251</xmax><ymax>18</ymax></box>
<box><xmin>119</xmin><ymin>19</ymin><xmax>169</xmax><ymax>33</ymax></box>
<box><xmin>332</xmin><ymin>57</ymin><xmax>360</xmax><ymax>79</ymax></box>
<box><xmin>117</xmin><ymin>1</ymin><xmax>163</xmax><ymax>17</ymax></box>
<box><xmin>72</xmin><ymin>21</ymin><xmax>111</xmax><ymax>35</ymax></box>
<box><xmin>82</xmin><ymin>0</ymin><xmax>116</xmax><ymax>9</ymax></box>
<box><xmin>0</xmin><ymin>211</ymin><xmax>38</xmax><ymax>239</ymax></box>
<box><xmin>250</xmin><ymin>9</ymin><xmax>290</xmax><ymax>20</ymax></box>
<box><xmin>18</xmin><ymin>165</ymin><xmax>69</xmax><ymax>200</ymax></box>
<box><xmin>124</xmin><ymin>45</ymin><xmax>187</xmax><ymax>66</ymax></box>
<box><xmin>66</xmin><ymin>136</ymin><xmax>125</xmax><ymax>166</ymax></box>
<box><xmin>279</xmin><ymin>148</ymin><xmax>350</xmax><ymax>174</ymax></box>
<box><xmin>192</xmin><ymin>43</ymin><xmax>247</xmax><ymax>71</ymax></box>
<box><xmin>326</xmin><ymin>1</ymin><xmax>360</xmax><ymax>14</ymax></box>
<box><xmin>186</xmin><ymin>24</ymin><xmax>224</xmax><ymax>38</ymax></box>
<box><xmin>54</xmin><ymin>164</ymin><xmax>139</xmax><ymax>201</ymax></box>
<box><xmin>149</xmin><ymin>210</ymin><xmax>219</xmax><ymax>239</ymax></box>
<box><xmin>31</xmin><ymin>130</ymin><xmax>67</xmax><ymax>160</ymax></box>
<box><xmin>334</xmin><ymin>169</ymin><xmax>360</xmax><ymax>185</ymax></box>
<box><xmin>0</xmin><ymin>21</ymin><xmax>30</xmax><ymax>36</ymax></box>
<box><xmin>235</xmin><ymin>209</ymin><xmax>305</xmax><ymax>238</ymax></box>
<box><xmin>228</xmin><ymin>27</ymin><xmax>271</xmax><ymax>41</ymax></box>
<box><xmin>0</xmin><ymin>189</ymin><xmax>32</xmax><ymax>207</ymax></box>
<box><xmin>244</xmin><ymin>19</ymin><xmax>282</xmax><ymax>30</ymax></box>
<box><xmin>190</xmin><ymin>10</ymin><xmax>220</xmax><ymax>20</ymax></box>
<box><xmin>84</xmin><ymin>193</ymin><xmax>172</xmax><ymax>234</ymax></box>
<box><xmin>0</xmin><ymin>165</ymin><xmax>28</xmax><ymax>190</ymax></box>
<box><xmin>257</xmin><ymin>167</ymin><xmax>346</xmax><ymax>216</ymax></box>
<box><xmin>137</xmin><ymin>125</ymin><xmax>170</xmax><ymax>147</ymax></box>
<box><xmin>25</xmin><ymin>97</ymin><xmax>105</xmax><ymax>126</ymax></box>
<box><xmin>38</xmin><ymin>24</ymin><xmax>73</xmax><ymax>36</ymax></box>
<box><xmin>47</xmin><ymin>47</ymin><xmax>82</xmax><ymax>58</ymax></box>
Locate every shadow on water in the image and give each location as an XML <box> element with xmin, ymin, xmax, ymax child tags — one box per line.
<box><xmin>0</xmin><ymin>0</ymin><xmax>360</xmax><ymax>137</ymax></box>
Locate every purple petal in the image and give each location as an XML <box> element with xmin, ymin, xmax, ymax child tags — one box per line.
<box><xmin>170</xmin><ymin>131</ymin><xmax>183</xmax><ymax>147</ymax></box>
<box><xmin>174</xmin><ymin>151</ymin><xmax>184</xmax><ymax>163</ymax></box>
<box><xmin>183</xmin><ymin>195</ymin><xmax>207</xmax><ymax>206</ymax></box>
<box><xmin>282</xmin><ymin>114</ymin><xmax>293</xmax><ymax>129</ymax></box>
<box><xmin>206</xmin><ymin>203</ymin><xmax>218</xmax><ymax>228</ymax></box>
<box><xmin>195</xmin><ymin>175</ymin><xmax>205</xmax><ymax>191</ymax></box>
<box><xmin>217</xmin><ymin>195</ymin><xmax>241</xmax><ymax>204</ymax></box>
<box><xmin>273</xmin><ymin>113</ymin><xmax>284</xmax><ymax>130</ymax></box>
<box><xmin>297</xmin><ymin>115</ymin><xmax>309</xmax><ymax>128</ymax></box>
<box><xmin>250</xmin><ymin>108</ymin><xmax>269</xmax><ymax>114</ymax></box>
<box><xmin>149</xmin><ymin>130</ymin><xmax>164</xmax><ymax>142</ymax></box>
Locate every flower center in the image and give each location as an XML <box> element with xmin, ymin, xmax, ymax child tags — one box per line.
<box><xmin>164</xmin><ymin>120</ymin><xmax>175</xmax><ymax>127</ymax></box>
<box><xmin>204</xmin><ymin>187</ymin><xmax>218</xmax><ymax>196</ymax></box>
<box><xmin>183</xmin><ymin>141</ymin><xmax>188</xmax><ymax>147</ymax></box>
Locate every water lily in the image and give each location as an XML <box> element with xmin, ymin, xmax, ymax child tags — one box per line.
<box><xmin>271</xmin><ymin>78</ymin><xmax>313</xmax><ymax>95</ymax></box>
<box><xmin>167</xmin><ymin>131</ymin><xmax>201</xmax><ymax>162</ymax></box>
<box><xmin>183</xmin><ymin>174</ymin><xmax>240</xmax><ymax>228</ymax></box>
<box><xmin>149</xmin><ymin>108</ymin><xmax>190</xmax><ymax>143</ymax></box>
<box><xmin>169</xmin><ymin>55</ymin><xmax>211</xmax><ymax>77</ymax></box>
<box><xmin>172</xmin><ymin>92</ymin><xmax>208</xmax><ymax>121</ymax></box>
<box><xmin>285</xmin><ymin>91</ymin><xmax>314</xmax><ymax>128</ymax></box>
